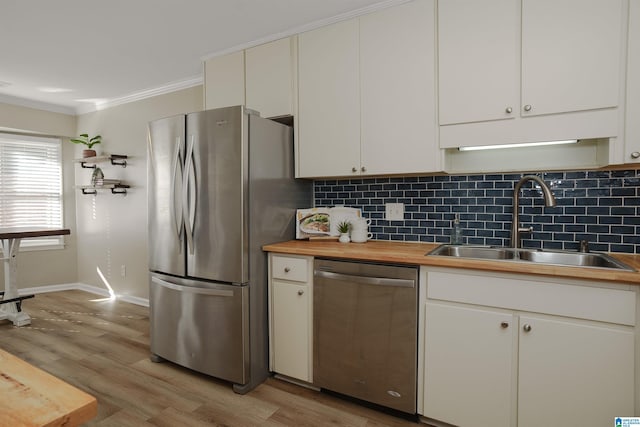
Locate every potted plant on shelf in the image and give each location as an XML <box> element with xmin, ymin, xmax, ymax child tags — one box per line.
<box><xmin>70</xmin><ymin>133</ymin><xmax>102</xmax><ymax>158</ymax></box>
<box><xmin>337</xmin><ymin>220</ymin><xmax>351</xmax><ymax>243</ymax></box>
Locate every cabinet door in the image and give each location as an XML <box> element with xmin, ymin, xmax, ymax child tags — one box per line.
<box><xmin>626</xmin><ymin>0</ymin><xmax>640</xmax><ymax>162</ymax></box>
<box><xmin>297</xmin><ymin>19</ymin><xmax>360</xmax><ymax>178</ymax></box>
<box><xmin>423</xmin><ymin>302</ymin><xmax>514</xmax><ymax>427</ymax></box>
<box><xmin>272</xmin><ymin>280</ymin><xmax>311</xmax><ymax>382</ymax></box>
<box><xmin>438</xmin><ymin>0</ymin><xmax>519</xmax><ymax>125</ymax></box>
<box><xmin>204</xmin><ymin>51</ymin><xmax>245</xmax><ymax>110</ymax></box>
<box><xmin>245</xmin><ymin>37</ymin><xmax>295</xmax><ymax>119</ymax></box>
<box><xmin>521</xmin><ymin>0</ymin><xmax>623</xmax><ymax>116</ymax></box>
<box><xmin>360</xmin><ymin>0</ymin><xmax>439</xmax><ymax>174</ymax></box>
<box><xmin>518</xmin><ymin>315</ymin><xmax>634</xmax><ymax>427</ymax></box>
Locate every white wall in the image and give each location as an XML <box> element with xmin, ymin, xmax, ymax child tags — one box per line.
<box><xmin>0</xmin><ymin>102</ymin><xmax>79</xmax><ymax>288</ymax></box>
<box><xmin>74</xmin><ymin>86</ymin><xmax>202</xmax><ymax>299</ymax></box>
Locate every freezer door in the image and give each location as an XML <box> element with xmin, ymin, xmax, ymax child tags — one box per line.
<box><xmin>148</xmin><ymin>115</ymin><xmax>186</xmax><ymax>276</ymax></box>
<box><xmin>149</xmin><ymin>273</ymin><xmax>249</xmax><ymax>385</ymax></box>
<box><xmin>185</xmin><ymin>107</ymin><xmax>248</xmax><ymax>283</ymax></box>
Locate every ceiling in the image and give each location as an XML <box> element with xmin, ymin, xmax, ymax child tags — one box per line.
<box><xmin>0</xmin><ymin>0</ymin><xmax>402</xmax><ymax>115</ymax></box>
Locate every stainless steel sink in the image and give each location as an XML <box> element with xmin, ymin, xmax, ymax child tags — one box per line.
<box><xmin>427</xmin><ymin>245</ymin><xmax>635</xmax><ymax>271</ymax></box>
<box><xmin>429</xmin><ymin>245</ymin><xmax>517</xmax><ymax>260</ymax></box>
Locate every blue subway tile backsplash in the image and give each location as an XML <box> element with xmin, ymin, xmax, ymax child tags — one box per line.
<box><xmin>314</xmin><ymin>169</ymin><xmax>640</xmax><ymax>254</ymax></box>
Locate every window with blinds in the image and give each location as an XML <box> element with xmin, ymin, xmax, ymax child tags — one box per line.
<box><xmin>0</xmin><ymin>133</ymin><xmax>64</xmax><ymax>249</ymax></box>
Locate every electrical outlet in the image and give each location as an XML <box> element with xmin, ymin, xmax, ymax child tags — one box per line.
<box><xmin>120</xmin><ymin>265</ymin><xmax>126</xmax><ymax>278</ymax></box>
<box><xmin>385</xmin><ymin>203</ymin><xmax>404</xmax><ymax>221</ymax></box>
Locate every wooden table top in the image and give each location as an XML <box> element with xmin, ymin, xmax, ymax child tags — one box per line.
<box><xmin>0</xmin><ymin>228</ymin><xmax>70</xmax><ymax>240</ymax></box>
<box><xmin>263</xmin><ymin>240</ymin><xmax>640</xmax><ymax>285</ymax></box>
<box><xmin>0</xmin><ymin>347</ymin><xmax>97</xmax><ymax>426</ymax></box>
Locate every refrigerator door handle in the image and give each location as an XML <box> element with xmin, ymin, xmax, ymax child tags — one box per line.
<box><xmin>151</xmin><ymin>276</ymin><xmax>234</xmax><ymax>297</ymax></box>
<box><xmin>171</xmin><ymin>136</ymin><xmax>184</xmax><ymax>247</ymax></box>
<box><xmin>183</xmin><ymin>134</ymin><xmax>196</xmax><ymax>255</ymax></box>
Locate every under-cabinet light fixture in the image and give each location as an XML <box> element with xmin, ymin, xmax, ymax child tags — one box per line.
<box><xmin>458</xmin><ymin>139</ymin><xmax>578</xmax><ymax>151</ymax></box>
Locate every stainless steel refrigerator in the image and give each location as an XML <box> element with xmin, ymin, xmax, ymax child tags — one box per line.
<box><xmin>147</xmin><ymin>106</ymin><xmax>311</xmax><ymax>393</ymax></box>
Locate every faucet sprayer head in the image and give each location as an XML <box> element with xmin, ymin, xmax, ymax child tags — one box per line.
<box><xmin>540</xmin><ymin>185</ymin><xmax>556</xmax><ymax>207</ymax></box>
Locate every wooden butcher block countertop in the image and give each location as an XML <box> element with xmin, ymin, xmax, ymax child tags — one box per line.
<box><xmin>0</xmin><ymin>348</ymin><xmax>97</xmax><ymax>427</ymax></box>
<box><xmin>263</xmin><ymin>240</ymin><xmax>640</xmax><ymax>285</ymax></box>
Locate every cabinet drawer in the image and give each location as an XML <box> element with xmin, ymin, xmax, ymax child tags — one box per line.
<box><xmin>272</xmin><ymin>255</ymin><xmax>309</xmax><ymax>282</ymax></box>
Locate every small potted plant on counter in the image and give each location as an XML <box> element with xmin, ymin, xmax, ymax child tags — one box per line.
<box><xmin>337</xmin><ymin>220</ymin><xmax>351</xmax><ymax>243</ymax></box>
<box><xmin>70</xmin><ymin>133</ymin><xmax>102</xmax><ymax>158</ymax></box>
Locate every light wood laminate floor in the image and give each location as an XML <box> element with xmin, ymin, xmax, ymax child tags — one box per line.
<box><xmin>0</xmin><ymin>290</ymin><xmax>421</xmax><ymax>426</ymax></box>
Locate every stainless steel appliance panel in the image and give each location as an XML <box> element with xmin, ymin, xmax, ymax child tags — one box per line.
<box><xmin>148</xmin><ymin>105</ymin><xmax>312</xmax><ymax>394</ymax></box>
<box><xmin>244</xmin><ymin>114</ymin><xmax>308</xmax><ymax>391</ymax></box>
<box><xmin>186</xmin><ymin>107</ymin><xmax>247</xmax><ymax>284</ymax></box>
<box><xmin>148</xmin><ymin>115</ymin><xmax>186</xmax><ymax>277</ymax></box>
<box><xmin>150</xmin><ymin>272</ymin><xmax>248</xmax><ymax>384</ymax></box>
<box><xmin>313</xmin><ymin>259</ymin><xmax>418</xmax><ymax>414</ymax></box>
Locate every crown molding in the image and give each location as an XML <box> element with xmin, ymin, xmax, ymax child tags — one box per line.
<box><xmin>0</xmin><ymin>93</ymin><xmax>77</xmax><ymax>115</ymax></box>
<box><xmin>202</xmin><ymin>0</ymin><xmax>412</xmax><ymax>60</ymax></box>
<box><xmin>75</xmin><ymin>75</ymin><xmax>203</xmax><ymax>115</ymax></box>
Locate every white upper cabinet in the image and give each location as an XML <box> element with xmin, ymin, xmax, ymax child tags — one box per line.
<box><xmin>521</xmin><ymin>0</ymin><xmax>623</xmax><ymax>116</ymax></box>
<box><xmin>204</xmin><ymin>37</ymin><xmax>296</xmax><ymax>118</ymax></box>
<box><xmin>297</xmin><ymin>0</ymin><xmax>440</xmax><ymax>178</ymax></box>
<box><xmin>360</xmin><ymin>0</ymin><xmax>439</xmax><ymax>175</ymax></box>
<box><xmin>204</xmin><ymin>51</ymin><xmax>245</xmax><ymax>110</ymax></box>
<box><xmin>438</xmin><ymin>0</ymin><xmax>519</xmax><ymax>125</ymax></box>
<box><xmin>438</xmin><ymin>0</ymin><xmax>626</xmax><ymax>149</ymax></box>
<box><xmin>297</xmin><ymin>19</ymin><xmax>361</xmax><ymax>178</ymax></box>
<box><xmin>245</xmin><ymin>37</ymin><xmax>296</xmax><ymax>119</ymax></box>
<box><xmin>626</xmin><ymin>0</ymin><xmax>640</xmax><ymax>162</ymax></box>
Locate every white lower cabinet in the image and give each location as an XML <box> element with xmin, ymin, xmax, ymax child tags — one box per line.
<box><xmin>517</xmin><ymin>315</ymin><xmax>634</xmax><ymax>427</ymax></box>
<box><xmin>268</xmin><ymin>254</ymin><xmax>313</xmax><ymax>383</ymax></box>
<box><xmin>424</xmin><ymin>303</ymin><xmax>515</xmax><ymax>427</ymax></box>
<box><xmin>421</xmin><ymin>267</ymin><xmax>636</xmax><ymax>427</ymax></box>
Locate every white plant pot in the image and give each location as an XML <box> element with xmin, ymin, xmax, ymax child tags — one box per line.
<box><xmin>339</xmin><ymin>233</ymin><xmax>350</xmax><ymax>243</ymax></box>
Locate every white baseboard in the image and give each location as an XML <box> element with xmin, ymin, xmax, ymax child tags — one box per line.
<box><xmin>19</xmin><ymin>283</ymin><xmax>149</xmax><ymax>307</ymax></box>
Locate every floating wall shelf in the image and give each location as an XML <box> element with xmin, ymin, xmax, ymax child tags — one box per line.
<box><xmin>75</xmin><ymin>154</ymin><xmax>128</xmax><ymax>169</ymax></box>
<box><xmin>77</xmin><ymin>184</ymin><xmax>130</xmax><ymax>195</ymax></box>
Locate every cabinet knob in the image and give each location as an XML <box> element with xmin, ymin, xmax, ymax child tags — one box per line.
<box><xmin>297</xmin><ymin>289</ymin><xmax>304</xmax><ymax>296</ymax></box>
<box><xmin>523</xmin><ymin>104</ymin><xmax>532</xmax><ymax>112</ymax></box>
<box><xmin>523</xmin><ymin>324</ymin><xmax>532</xmax><ymax>332</ymax></box>
<box><xmin>631</xmin><ymin>152</ymin><xmax>640</xmax><ymax>159</ymax></box>
<box><xmin>505</xmin><ymin>107</ymin><xmax>513</xmax><ymax>114</ymax></box>
<box><xmin>500</xmin><ymin>321</ymin><xmax>509</xmax><ymax>329</ymax></box>
<box><xmin>352</xmin><ymin>167</ymin><xmax>358</xmax><ymax>173</ymax></box>
<box><xmin>361</xmin><ymin>166</ymin><xmax>366</xmax><ymax>173</ymax></box>
<box><xmin>284</xmin><ymin>267</ymin><xmax>291</xmax><ymax>273</ymax></box>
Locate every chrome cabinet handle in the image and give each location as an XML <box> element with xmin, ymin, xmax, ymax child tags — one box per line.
<box><xmin>284</xmin><ymin>267</ymin><xmax>291</xmax><ymax>273</ymax></box>
<box><xmin>297</xmin><ymin>289</ymin><xmax>304</xmax><ymax>296</ymax></box>
<box><xmin>523</xmin><ymin>324</ymin><xmax>532</xmax><ymax>332</ymax></box>
<box><xmin>505</xmin><ymin>107</ymin><xmax>513</xmax><ymax>114</ymax></box>
<box><xmin>523</xmin><ymin>104</ymin><xmax>532</xmax><ymax>112</ymax></box>
<box><xmin>500</xmin><ymin>321</ymin><xmax>509</xmax><ymax>329</ymax></box>
<box><xmin>631</xmin><ymin>152</ymin><xmax>640</xmax><ymax>159</ymax></box>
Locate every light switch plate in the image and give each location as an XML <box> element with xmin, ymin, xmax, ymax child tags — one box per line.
<box><xmin>385</xmin><ymin>203</ymin><xmax>404</xmax><ymax>221</ymax></box>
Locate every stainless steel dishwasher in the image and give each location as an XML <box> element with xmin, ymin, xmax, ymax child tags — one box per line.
<box><xmin>313</xmin><ymin>258</ymin><xmax>418</xmax><ymax>414</ymax></box>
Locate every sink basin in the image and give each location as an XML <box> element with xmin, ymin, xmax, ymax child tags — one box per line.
<box><xmin>429</xmin><ymin>245</ymin><xmax>517</xmax><ymax>260</ymax></box>
<box><xmin>427</xmin><ymin>245</ymin><xmax>635</xmax><ymax>271</ymax></box>
<box><xmin>515</xmin><ymin>250</ymin><xmax>632</xmax><ymax>269</ymax></box>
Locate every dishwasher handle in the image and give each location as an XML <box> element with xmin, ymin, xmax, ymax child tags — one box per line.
<box><xmin>314</xmin><ymin>269</ymin><xmax>415</xmax><ymax>288</ymax></box>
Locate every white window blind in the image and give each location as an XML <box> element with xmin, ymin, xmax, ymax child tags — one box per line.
<box><xmin>0</xmin><ymin>133</ymin><xmax>64</xmax><ymax>249</ymax></box>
